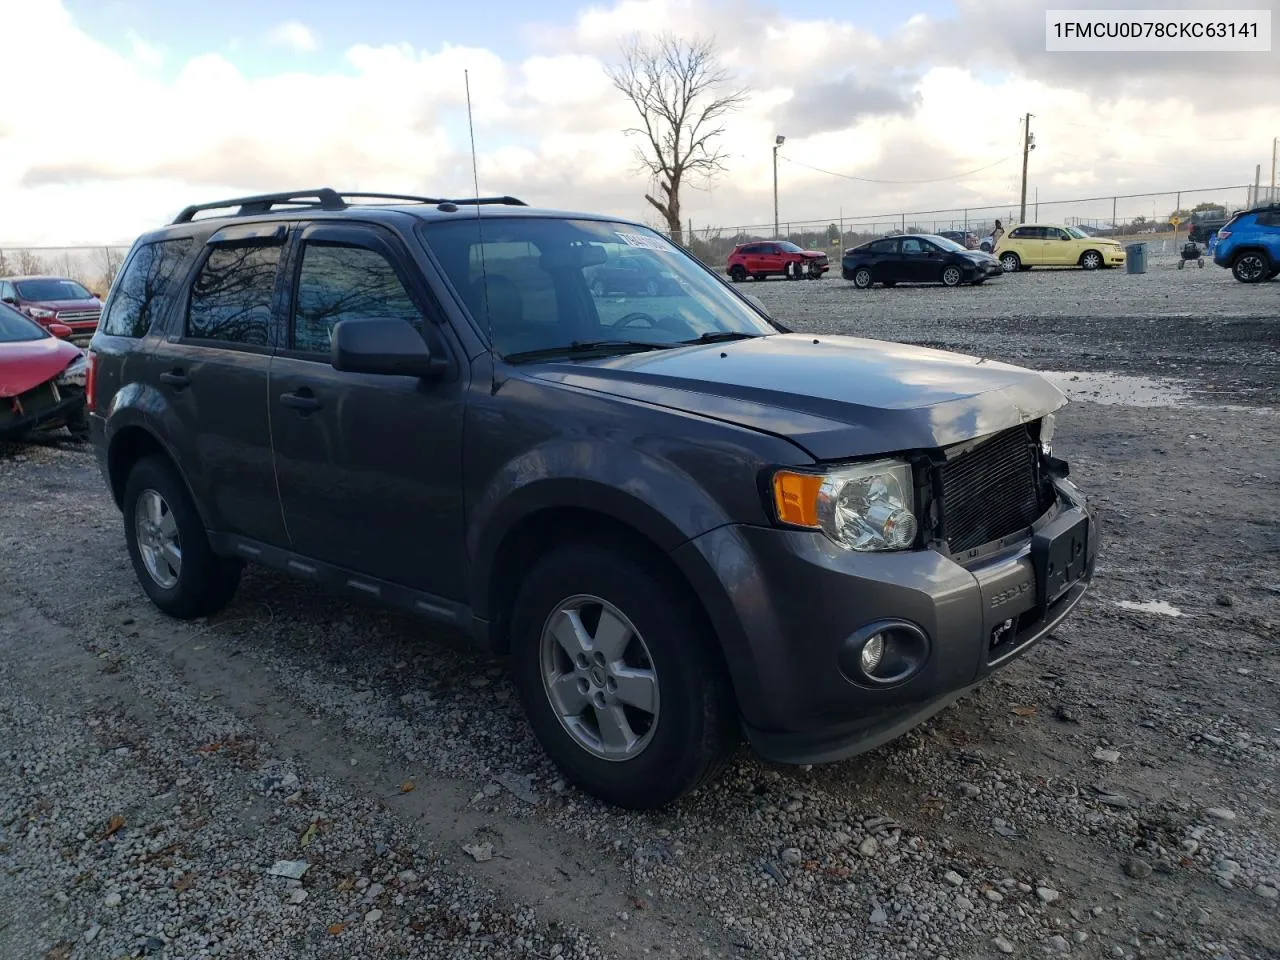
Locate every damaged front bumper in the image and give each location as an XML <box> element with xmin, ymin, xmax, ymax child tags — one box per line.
<box><xmin>1</xmin><ymin>374</ymin><xmax>87</xmax><ymax>439</ymax></box>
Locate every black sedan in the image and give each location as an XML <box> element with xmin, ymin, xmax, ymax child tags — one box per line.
<box><xmin>841</xmin><ymin>234</ymin><xmax>1003</xmax><ymax>289</ymax></box>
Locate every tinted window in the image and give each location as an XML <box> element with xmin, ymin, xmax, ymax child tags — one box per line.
<box><xmin>900</xmin><ymin>238</ymin><xmax>925</xmax><ymax>254</ymax></box>
<box><xmin>13</xmin><ymin>278</ymin><xmax>93</xmax><ymax>301</ymax></box>
<box><xmin>1257</xmin><ymin>212</ymin><xmax>1280</xmax><ymax>227</ymax></box>
<box><xmin>101</xmin><ymin>238</ymin><xmax>193</xmax><ymax>338</ymax></box>
<box><xmin>0</xmin><ymin>302</ymin><xmax>47</xmax><ymax>342</ymax></box>
<box><xmin>186</xmin><ymin>244</ymin><xmax>280</xmax><ymax>346</ymax></box>
<box><xmin>292</xmin><ymin>244</ymin><xmax>423</xmax><ymax>353</ymax></box>
<box><xmin>869</xmin><ymin>239</ymin><xmax>898</xmax><ymax>254</ymax></box>
<box><xmin>1009</xmin><ymin>227</ymin><xmax>1031</xmax><ymax>239</ymax></box>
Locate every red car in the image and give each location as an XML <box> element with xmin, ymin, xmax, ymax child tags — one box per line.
<box><xmin>726</xmin><ymin>241</ymin><xmax>829</xmax><ymax>282</ymax></box>
<box><xmin>0</xmin><ymin>301</ymin><xmax>89</xmax><ymax>441</ymax></box>
<box><xmin>0</xmin><ymin>274</ymin><xmax>103</xmax><ymax>341</ymax></box>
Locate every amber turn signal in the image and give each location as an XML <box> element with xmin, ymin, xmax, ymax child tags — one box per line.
<box><xmin>771</xmin><ymin>470</ymin><xmax>823</xmax><ymax>527</ymax></box>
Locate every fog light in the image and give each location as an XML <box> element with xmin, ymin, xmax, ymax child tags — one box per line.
<box><xmin>860</xmin><ymin>634</ymin><xmax>884</xmax><ymax>673</ymax></box>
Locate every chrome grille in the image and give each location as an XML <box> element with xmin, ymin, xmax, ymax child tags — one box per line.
<box><xmin>56</xmin><ymin>309</ymin><xmax>100</xmax><ymax>323</ymax></box>
<box><xmin>937</xmin><ymin>424</ymin><xmax>1046</xmax><ymax>553</ymax></box>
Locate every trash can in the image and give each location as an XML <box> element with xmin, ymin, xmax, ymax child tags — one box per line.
<box><xmin>1125</xmin><ymin>243</ymin><xmax>1147</xmax><ymax>274</ymax></box>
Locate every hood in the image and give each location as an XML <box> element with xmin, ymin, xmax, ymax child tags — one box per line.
<box><xmin>0</xmin><ymin>336</ymin><xmax>83</xmax><ymax>397</ymax></box>
<box><xmin>963</xmin><ymin>250</ymin><xmax>999</xmax><ymax>263</ymax></box>
<box><xmin>799</xmin><ymin>250</ymin><xmax>827</xmax><ymax>259</ymax></box>
<box><xmin>22</xmin><ymin>297</ymin><xmax>101</xmax><ymax>311</ymax></box>
<box><xmin>526</xmin><ymin>334</ymin><xmax>1066</xmax><ymax>460</ymax></box>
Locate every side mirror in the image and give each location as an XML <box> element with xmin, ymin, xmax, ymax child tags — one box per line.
<box><xmin>48</xmin><ymin>323</ymin><xmax>73</xmax><ymax>339</ymax></box>
<box><xmin>330</xmin><ymin>318</ymin><xmax>444</xmax><ymax>378</ymax></box>
<box><xmin>1</xmin><ymin>295</ymin><xmax>16</xmax><ymax>305</ymax></box>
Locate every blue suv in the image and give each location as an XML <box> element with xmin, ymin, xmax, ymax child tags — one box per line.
<box><xmin>1213</xmin><ymin>203</ymin><xmax>1280</xmax><ymax>283</ymax></box>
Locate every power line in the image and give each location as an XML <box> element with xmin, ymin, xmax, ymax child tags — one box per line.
<box><xmin>776</xmin><ymin>153</ymin><xmax>1017</xmax><ymax>185</ymax></box>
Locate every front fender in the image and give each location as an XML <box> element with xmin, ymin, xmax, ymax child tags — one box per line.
<box><xmin>467</xmin><ymin>439</ymin><xmax>734</xmax><ymax>619</ymax></box>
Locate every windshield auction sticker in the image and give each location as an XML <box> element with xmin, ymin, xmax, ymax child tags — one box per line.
<box><xmin>1046</xmin><ymin>9</ymin><xmax>1271</xmax><ymax>51</ymax></box>
<box><xmin>616</xmin><ymin>233</ymin><xmax>672</xmax><ymax>251</ymax></box>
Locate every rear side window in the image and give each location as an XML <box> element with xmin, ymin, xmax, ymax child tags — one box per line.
<box><xmin>101</xmin><ymin>237</ymin><xmax>193</xmax><ymax>337</ymax></box>
<box><xmin>869</xmin><ymin>239</ymin><xmax>897</xmax><ymax>253</ymax></box>
<box><xmin>186</xmin><ymin>244</ymin><xmax>281</xmax><ymax>346</ymax></box>
<box><xmin>1257</xmin><ymin>211</ymin><xmax>1280</xmax><ymax>227</ymax></box>
<box><xmin>292</xmin><ymin>244</ymin><xmax>422</xmax><ymax>353</ymax></box>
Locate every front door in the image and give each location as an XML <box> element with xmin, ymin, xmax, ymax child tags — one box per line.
<box><xmin>268</xmin><ymin>222</ymin><xmax>469</xmax><ymax>601</ymax></box>
<box><xmin>145</xmin><ymin>224</ymin><xmax>289</xmax><ymax>545</ymax></box>
<box><xmin>898</xmin><ymin>237</ymin><xmax>934</xmax><ymax>282</ymax></box>
<box><xmin>1042</xmin><ymin>227</ymin><xmax>1072</xmax><ymax>264</ymax></box>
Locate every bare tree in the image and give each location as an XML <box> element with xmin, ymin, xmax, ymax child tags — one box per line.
<box><xmin>16</xmin><ymin>249</ymin><xmax>44</xmax><ymax>275</ymax></box>
<box><xmin>607</xmin><ymin>34</ymin><xmax>748</xmax><ymax>247</ymax></box>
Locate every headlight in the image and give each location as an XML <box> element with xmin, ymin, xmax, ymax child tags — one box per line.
<box><xmin>28</xmin><ymin>306</ymin><xmax>56</xmax><ymax>319</ymax></box>
<box><xmin>56</xmin><ymin>354</ymin><xmax>88</xmax><ymax>387</ymax></box>
<box><xmin>771</xmin><ymin>458</ymin><xmax>918</xmax><ymax>552</ymax></box>
<box><xmin>1039</xmin><ymin>412</ymin><xmax>1056</xmax><ymax>455</ymax></box>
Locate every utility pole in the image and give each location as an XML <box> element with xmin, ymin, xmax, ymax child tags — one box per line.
<box><xmin>1255</xmin><ymin>164</ymin><xmax>1262</xmax><ymax>207</ymax></box>
<box><xmin>773</xmin><ymin>135</ymin><xmax>786</xmax><ymax>239</ymax></box>
<box><xmin>1271</xmin><ymin>136</ymin><xmax>1277</xmax><ymax>200</ymax></box>
<box><xmin>1019</xmin><ymin>113</ymin><xmax>1034</xmax><ymax>224</ymax></box>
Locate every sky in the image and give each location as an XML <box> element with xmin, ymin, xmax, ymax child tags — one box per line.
<box><xmin>0</xmin><ymin>0</ymin><xmax>1276</xmax><ymax>246</ymax></box>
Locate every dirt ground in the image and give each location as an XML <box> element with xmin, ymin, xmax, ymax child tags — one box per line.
<box><xmin>1</xmin><ymin>259</ymin><xmax>1277</xmax><ymax>960</ymax></box>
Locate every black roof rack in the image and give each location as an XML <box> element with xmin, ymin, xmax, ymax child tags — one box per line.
<box><xmin>171</xmin><ymin>189</ymin><xmax>527</xmax><ymax>224</ymax></box>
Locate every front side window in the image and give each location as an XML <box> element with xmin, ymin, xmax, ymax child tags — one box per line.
<box><xmin>291</xmin><ymin>244</ymin><xmax>423</xmax><ymax>353</ymax></box>
<box><xmin>186</xmin><ymin>244</ymin><xmax>281</xmax><ymax>346</ymax></box>
<box><xmin>0</xmin><ymin>302</ymin><xmax>47</xmax><ymax>342</ymax></box>
<box><xmin>13</xmin><ymin>278</ymin><xmax>93</xmax><ymax>301</ymax></box>
<box><xmin>101</xmin><ymin>237</ymin><xmax>193</xmax><ymax>338</ymax></box>
<box><xmin>900</xmin><ymin>238</ymin><xmax>925</xmax><ymax>255</ymax></box>
<box><xmin>419</xmin><ymin>217</ymin><xmax>776</xmax><ymax>360</ymax></box>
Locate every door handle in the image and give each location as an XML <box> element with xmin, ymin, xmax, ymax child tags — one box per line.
<box><xmin>159</xmin><ymin>369</ymin><xmax>190</xmax><ymax>388</ymax></box>
<box><xmin>279</xmin><ymin>390</ymin><xmax>322</xmax><ymax>412</ymax></box>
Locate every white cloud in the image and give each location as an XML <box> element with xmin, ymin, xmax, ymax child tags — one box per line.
<box><xmin>0</xmin><ymin>0</ymin><xmax>1274</xmax><ymax>246</ymax></box>
<box><xmin>265</xmin><ymin>19</ymin><xmax>318</xmax><ymax>53</ymax></box>
<box><xmin>126</xmin><ymin>30</ymin><xmax>163</xmax><ymax>69</ymax></box>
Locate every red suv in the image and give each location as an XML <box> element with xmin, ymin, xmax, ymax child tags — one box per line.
<box><xmin>726</xmin><ymin>241</ymin><xmax>829</xmax><ymax>281</ymax></box>
<box><xmin>0</xmin><ymin>275</ymin><xmax>103</xmax><ymax>341</ymax></box>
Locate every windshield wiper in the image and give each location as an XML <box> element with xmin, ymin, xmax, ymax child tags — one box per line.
<box><xmin>502</xmin><ymin>339</ymin><xmax>675</xmax><ymax>363</ymax></box>
<box><xmin>679</xmin><ymin>331</ymin><xmax>762</xmax><ymax>345</ymax></box>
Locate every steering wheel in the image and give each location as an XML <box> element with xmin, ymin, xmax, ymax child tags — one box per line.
<box><xmin>616</xmin><ymin>311</ymin><xmax>658</xmax><ymax>328</ymax></box>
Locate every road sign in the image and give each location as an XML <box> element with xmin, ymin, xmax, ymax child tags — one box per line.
<box><xmin>1169</xmin><ymin>216</ymin><xmax>1182</xmax><ymax>227</ymax></box>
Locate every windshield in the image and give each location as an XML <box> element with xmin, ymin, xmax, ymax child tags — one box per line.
<box><xmin>775</xmin><ymin>241</ymin><xmax>804</xmax><ymax>253</ymax></box>
<box><xmin>1065</xmin><ymin>226</ymin><xmax>1089</xmax><ymax>239</ymax></box>
<box><xmin>0</xmin><ymin>302</ymin><xmax>47</xmax><ymax>342</ymax></box>
<box><xmin>14</xmin><ymin>278</ymin><xmax>93</xmax><ymax>301</ymax></box>
<box><xmin>417</xmin><ymin>217</ymin><xmax>777</xmax><ymax>359</ymax></box>
<box><xmin>925</xmin><ymin>234</ymin><xmax>968</xmax><ymax>253</ymax></box>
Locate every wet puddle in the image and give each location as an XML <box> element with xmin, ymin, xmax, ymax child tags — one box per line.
<box><xmin>1040</xmin><ymin>370</ymin><xmax>1274</xmax><ymax>414</ymax></box>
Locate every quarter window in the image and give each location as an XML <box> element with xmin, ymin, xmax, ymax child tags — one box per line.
<box><xmin>186</xmin><ymin>244</ymin><xmax>281</xmax><ymax>346</ymax></box>
<box><xmin>292</xmin><ymin>244</ymin><xmax>423</xmax><ymax>353</ymax></box>
<box><xmin>101</xmin><ymin>238</ymin><xmax>193</xmax><ymax>338</ymax></box>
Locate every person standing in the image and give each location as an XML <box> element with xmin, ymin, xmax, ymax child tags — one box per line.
<box><xmin>991</xmin><ymin>219</ymin><xmax>1005</xmax><ymax>247</ymax></box>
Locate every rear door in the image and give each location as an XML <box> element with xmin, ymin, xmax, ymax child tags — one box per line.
<box><xmin>268</xmin><ymin>221</ymin><xmax>468</xmax><ymax>599</ymax></box>
<box><xmin>147</xmin><ymin>222</ymin><xmax>289</xmax><ymax>544</ymax></box>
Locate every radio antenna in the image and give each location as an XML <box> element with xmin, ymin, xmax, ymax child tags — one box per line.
<box><xmin>464</xmin><ymin>69</ymin><xmax>496</xmax><ymax>393</ymax></box>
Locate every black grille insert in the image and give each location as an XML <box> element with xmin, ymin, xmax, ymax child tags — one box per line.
<box><xmin>937</xmin><ymin>424</ymin><xmax>1045</xmax><ymax>553</ymax></box>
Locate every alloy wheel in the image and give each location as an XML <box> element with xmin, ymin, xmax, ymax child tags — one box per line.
<box><xmin>134</xmin><ymin>488</ymin><xmax>182</xmax><ymax>589</ymax></box>
<box><xmin>942</xmin><ymin>266</ymin><xmax>962</xmax><ymax>286</ymax></box>
<box><xmin>1235</xmin><ymin>253</ymin><xmax>1267</xmax><ymax>282</ymax></box>
<box><xmin>539</xmin><ymin>594</ymin><xmax>659</xmax><ymax>761</ymax></box>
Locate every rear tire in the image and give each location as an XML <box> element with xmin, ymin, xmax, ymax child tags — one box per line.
<box><xmin>728</xmin><ymin>265</ymin><xmax>747</xmax><ymax>283</ymax></box>
<box><xmin>852</xmin><ymin>267</ymin><xmax>874</xmax><ymax>289</ymax></box>
<box><xmin>122</xmin><ymin>455</ymin><xmax>242</xmax><ymax>619</ymax></box>
<box><xmin>1232</xmin><ymin>251</ymin><xmax>1270</xmax><ymax>283</ymax></box>
<box><xmin>509</xmin><ymin>540</ymin><xmax>737</xmax><ymax>809</ymax></box>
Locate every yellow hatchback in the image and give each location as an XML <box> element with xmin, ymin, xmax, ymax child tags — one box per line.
<box><xmin>994</xmin><ymin>223</ymin><xmax>1126</xmax><ymax>272</ymax></box>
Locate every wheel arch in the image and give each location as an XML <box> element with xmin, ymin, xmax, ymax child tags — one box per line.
<box><xmin>107</xmin><ymin>423</ymin><xmax>210</xmax><ymax>529</ymax></box>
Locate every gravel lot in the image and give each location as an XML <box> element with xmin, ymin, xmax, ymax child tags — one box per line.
<box><xmin>2</xmin><ymin>259</ymin><xmax>1277</xmax><ymax>960</ymax></box>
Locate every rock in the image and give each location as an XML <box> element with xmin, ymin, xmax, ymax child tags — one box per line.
<box><xmin>365</xmin><ymin>883</ymin><xmax>384</xmax><ymax>899</ymax></box>
<box><xmin>1124</xmin><ymin>857</ymin><xmax>1153</xmax><ymax>879</ymax></box>
<box><xmin>267</xmin><ymin>860</ymin><xmax>309</xmax><ymax>880</ymax></box>
<box><xmin>288</xmin><ymin>888</ymin><xmax>308</xmax><ymax>904</ymax></box>
<box><xmin>858</xmin><ymin>837</ymin><xmax>879</xmax><ymax>858</ymax></box>
<box><xmin>103</xmin><ymin>892</ymin><xmax>122</xmax><ymax>908</ymax></box>
<box><xmin>84</xmin><ymin>925</ymin><xmax>101</xmax><ymax>943</ymax></box>
<box><xmin>956</xmin><ymin>782</ymin><xmax>981</xmax><ymax>798</ymax></box>
<box><xmin>463</xmin><ymin>841</ymin><xmax>494</xmax><ymax>863</ymax></box>
<box><xmin>481</xmin><ymin>784</ymin><xmax>501</xmax><ymax>798</ymax></box>
<box><xmin>1037</xmin><ymin>886</ymin><xmax>1062</xmax><ymax>904</ymax></box>
<box><xmin>1047</xmin><ymin>934</ymin><xmax>1071</xmax><ymax>953</ymax></box>
<box><xmin>985</xmin><ymin>889</ymin><xmax>1004</xmax><ymax>902</ymax></box>
<box><xmin>944</xmin><ymin>870</ymin><xmax>965</xmax><ymax>887</ymax></box>
<box><xmin>1215</xmin><ymin>593</ymin><xmax>1233</xmax><ymax>607</ymax></box>
<box><xmin>495</xmin><ymin>771</ymin><xmax>539</xmax><ymax>804</ymax></box>
<box><xmin>780</xmin><ymin>847</ymin><xmax>802</xmax><ymax>865</ymax></box>
<box><xmin>993</xmin><ymin>935</ymin><xmax>1015</xmax><ymax>953</ymax></box>
<box><xmin>1203</xmin><ymin>807</ymin><xmax>1236</xmax><ymax>821</ymax></box>
<box><xmin>956</xmin><ymin>895</ymin><xmax>973</xmax><ymax>911</ymax></box>
<box><xmin>783</xmin><ymin>799</ymin><xmax>803</xmax><ymax>813</ymax></box>
<box><xmin>1255</xmin><ymin>884</ymin><xmax>1279</xmax><ymax>901</ymax></box>
<box><xmin>869</xmin><ymin>906</ymin><xmax>887</xmax><ymax>925</ymax></box>
<box><xmin>833</xmin><ymin>831</ymin><xmax>852</xmax><ymax>847</ymax></box>
<box><xmin>1093</xmin><ymin>747</ymin><xmax>1121</xmax><ymax>763</ymax></box>
<box><xmin>397</xmin><ymin>870</ymin><xmax>418</xmax><ymax>884</ymax></box>
<box><xmin>364</xmin><ymin>909</ymin><xmax>383</xmax><ymax>923</ymax></box>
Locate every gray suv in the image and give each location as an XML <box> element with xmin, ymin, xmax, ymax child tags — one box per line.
<box><xmin>86</xmin><ymin>189</ymin><xmax>1097</xmax><ymax>809</ymax></box>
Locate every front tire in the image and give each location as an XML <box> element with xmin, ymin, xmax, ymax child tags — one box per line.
<box><xmin>852</xmin><ymin>267</ymin><xmax>874</xmax><ymax>289</ymax></box>
<box><xmin>1080</xmin><ymin>250</ymin><xmax>1102</xmax><ymax>270</ymax></box>
<box><xmin>1232</xmin><ymin>251</ymin><xmax>1270</xmax><ymax>283</ymax></box>
<box><xmin>122</xmin><ymin>455</ymin><xmax>241</xmax><ymax>619</ymax></box>
<box><xmin>1000</xmin><ymin>252</ymin><xmax>1021</xmax><ymax>273</ymax></box>
<box><xmin>509</xmin><ymin>540</ymin><xmax>737</xmax><ymax>809</ymax></box>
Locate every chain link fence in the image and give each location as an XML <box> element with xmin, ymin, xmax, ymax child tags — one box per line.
<box><xmin>684</xmin><ymin>184</ymin><xmax>1256</xmax><ymax>264</ymax></box>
